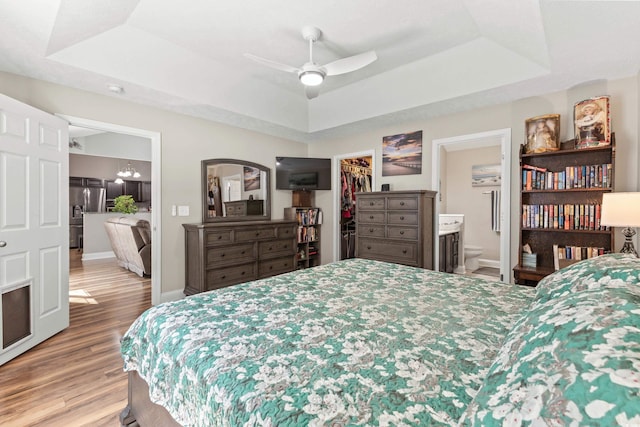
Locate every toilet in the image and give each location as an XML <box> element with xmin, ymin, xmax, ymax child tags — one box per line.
<box><xmin>464</xmin><ymin>245</ymin><xmax>483</xmax><ymax>272</ymax></box>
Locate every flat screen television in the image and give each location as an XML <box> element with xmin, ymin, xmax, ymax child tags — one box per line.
<box><xmin>275</xmin><ymin>157</ymin><xmax>332</xmax><ymax>190</ymax></box>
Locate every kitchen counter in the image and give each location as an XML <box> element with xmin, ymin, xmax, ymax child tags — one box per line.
<box><xmin>82</xmin><ymin>212</ymin><xmax>151</xmax><ymax>261</ymax></box>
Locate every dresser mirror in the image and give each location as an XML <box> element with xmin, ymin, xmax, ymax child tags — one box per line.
<box><xmin>202</xmin><ymin>159</ymin><xmax>271</xmax><ymax>222</ymax></box>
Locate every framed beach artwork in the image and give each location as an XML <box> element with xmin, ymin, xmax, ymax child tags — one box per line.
<box><xmin>524</xmin><ymin>114</ymin><xmax>560</xmax><ymax>154</ymax></box>
<box><xmin>382</xmin><ymin>130</ymin><xmax>423</xmax><ymax>176</ymax></box>
<box><xmin>574</xmin><ymin>96</ymin><xmax>610</xmax><ymax>149</ymax></box>
<box><xmin>243</xmin><ymin>166</ymin><xmax>261</xmax><ymax>191</ymax></box>
<box><xmin>472</xmin><ymin>164</ymin><xmax>501</xmax><ymax>187</ymax></box>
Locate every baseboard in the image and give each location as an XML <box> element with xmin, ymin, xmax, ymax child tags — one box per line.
<box><xmin>158</xmin><ymin>289</ymin><xmax>185</xmax><ymax>304</ymax></box>
<box><xmin>478</xmin><ymin>258</ymin><xmax>500</xmax><ymax>269</ymax></box>
<box><xmin>81</xmin><ymin>251</ymin><xmax>115</xmax><ymax>261</ymax></box>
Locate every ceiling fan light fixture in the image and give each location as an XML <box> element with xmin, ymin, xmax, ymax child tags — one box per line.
<box><xmin>299</xmin><ymin>70</ymin><xmax>324</xmax><ymax>86</ymax></box>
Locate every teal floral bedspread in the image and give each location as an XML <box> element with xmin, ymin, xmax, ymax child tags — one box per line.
<box><xmin>121</xmin><ymin>258</ymin><xmax>534</xmax><ymax>426</ymax></box>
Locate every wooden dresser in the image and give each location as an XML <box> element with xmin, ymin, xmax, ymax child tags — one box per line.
<box><xmin>183</xmin><ymin>220</ymin><xmax>297</xmax><ymax>295</ymax></box>
<box><xmin>355</xmin><ymin>190</ymin><xmax>436</xmax><ymax>269</ymax></box>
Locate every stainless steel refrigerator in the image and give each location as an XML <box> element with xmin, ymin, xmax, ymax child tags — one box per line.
<box><xmin>69</xmin><ymin>185</ymin><xmax>106</xmax><ymax>248</ymax></box>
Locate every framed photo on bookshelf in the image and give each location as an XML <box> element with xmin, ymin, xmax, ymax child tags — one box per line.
<box><xmin>524</xmin><ymin>114</ymin><xmax>560</xmax><ymax>154</ymax></box>
<box><xmin>574</xmin><ymin>96</ymin><xmax>611</xmax><ymax>149</ymax></box>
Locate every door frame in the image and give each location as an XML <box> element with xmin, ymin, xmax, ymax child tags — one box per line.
<box><xmin>57</xmin><ymin>115</ymin><xmax>163</xmax><ymax>305</ymax></box>
<box><xmin>332</xmin><ymin>149</ymin><xmax>376</xmax><ymax>262</ymax></box>
<box><xmin>431</xmin><ymin>128</ymin><xmax>511</xmax><ymax>282</ymax></box>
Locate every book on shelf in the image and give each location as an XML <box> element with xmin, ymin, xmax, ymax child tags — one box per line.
<box><xmin>522</xmin><ymin>203</ymin><xmax>607</xmax><ymax>231</ymax></box>
<box><xmin>553</xmin><ymin>243</ymin><xmax>605</xmax><ymax>271</ymax></box>
<box><xmin>521</xmin><ymin>163</ymin><xmax>612</xmax><ymax>191</ymax></box>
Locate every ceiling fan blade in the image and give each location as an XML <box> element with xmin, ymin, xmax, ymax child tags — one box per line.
<box><xmin>323</xmin><ymin>51</ymin><xmax>377</xmax><ymax>76</ymax></box>
<box><xmin>305</xmin><ymin>86</ymin><xmax>320</xmax><ymax>100</ymax></box>
<box><xmin>243</xmin><ymin>53</ymin><xmax>300</xmax><ymax>74</ymax></box>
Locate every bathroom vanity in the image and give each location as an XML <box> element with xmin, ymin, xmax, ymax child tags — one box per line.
<box><xmin>439</xmin><ymin>231</ymin><xmax>459</xmax><ymax>273</ymax></box>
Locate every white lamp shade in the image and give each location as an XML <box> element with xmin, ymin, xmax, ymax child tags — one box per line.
<box><xmin>600</xmin><ymin>192</ymin><xmax>640</xmax><ymax>227</ymax></box>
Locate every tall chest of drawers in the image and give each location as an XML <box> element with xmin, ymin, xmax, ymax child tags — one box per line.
<box><xmin>355</xmin><ymin>190</ymin><xmax>436</xmax><ymax>269</ymax></box>
<box><xmin>183</xmin><ymin>220</ymin><xmax>297</xmax><ymax>295</ymax></box>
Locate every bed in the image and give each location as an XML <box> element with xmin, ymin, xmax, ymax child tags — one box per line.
<box><xmin>120</xmin><ymin>255</ymin><xmax>640</xmax><ymax>426</ymax></box>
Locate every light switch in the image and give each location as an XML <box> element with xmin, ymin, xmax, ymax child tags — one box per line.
<box><xmin>171</xmin><ymin>205</ymin><xmax>177</xmax><ymax>216</ymax></box>
<box><xmin>178</xmin><ymin>205</ymin><xmax>190</xmax><ymax>216</ymax></box>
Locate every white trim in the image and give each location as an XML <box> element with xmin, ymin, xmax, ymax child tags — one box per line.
<box><xmin>432</xmin><ymin>128</ymin><xmax>512</xmax><ymax>282</ymax></box>
<box><xmin>332</xmin><ymin>150</ymin><xmax>376</xmax><ymax>262</ymax></box>
<box><xmin>158</xmin><ymin>289</ymin><xmax>185</xmax><ymax>304</ymax></box>
<box><xmin>479</xmin><ymin>258</ymin><xmax>501</xmax><ymax>269</ymax></box>
<box><xmin>56</xmin><ymin>114</ymin><xmax>163</xmax><ymax>305</ymax></box>
<box><xmin>81</xmin><ymin>251</ymin><xmax>115</xmax><ymax>261</ymax></box>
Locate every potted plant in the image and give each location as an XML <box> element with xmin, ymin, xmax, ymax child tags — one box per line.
<box><xmin>113</xmin><ymin>195</ymin><xmax>138</xmax><ymax>214</ymax></box>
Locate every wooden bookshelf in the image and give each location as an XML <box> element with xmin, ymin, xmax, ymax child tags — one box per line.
<box><xmin>513</xmin><ymin>136</ymin><xmax>616</xmax><ymax>286</ymax></box>
<box><xmin>284</xmin><ymin>207</ymin><xmax>322</xmax><ymax>269</ymax></box>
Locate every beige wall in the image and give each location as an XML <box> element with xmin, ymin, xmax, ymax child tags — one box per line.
<box><xmin>2</xmin><ymin>71</ymin><xmax>639</xmax><ymax>287</ymax></box>
<box><xmin>0</xmin><ymin>71</ymin><xmax>307</xmax><ymax>296</ymax></box>
<box><xmin>309</xmin><ymin>77</ymin><xmax>640</xmax><ymax>277</ymax></box>
<box><xmin>444</xmin><ymin>146</ymin><xmax>501</xmax><ymax>261</ymax></box>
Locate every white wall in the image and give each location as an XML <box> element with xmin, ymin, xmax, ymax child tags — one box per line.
<box><xmin>444</xmin><ymin>146</ymin><xmax>501</xmax><ymax>261</ymax></box>
<box><xmin>70</xmin><ymin>154</ymin><xmax>152</xmax><ymax>181</ymax></box>
<box><xmin>70</xmin><ymin>132</ymin><xmax>152</xmax><ymax>161</ymax></box>
<box><xmin>309</xmin><ymin>77</ymin><xmax>639</xmax><ymax>276</ymax></box>
<box><xmin>0</xmin><ymin>71</ymin><xmax>307</xmax><ymax>296</ymax></box>
<box><xmin>3</xmin><ymin>71</ymin><xmax>638</xmax><ymax>286</ymax></box>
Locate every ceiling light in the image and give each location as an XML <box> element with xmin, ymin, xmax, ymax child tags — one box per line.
<box><xmin>114</xmin><ymin>178</ymin><xmax>124</xmax><ymax>184</ymax></box>
<box><xmin>299</xmin><ymin>70</ymin><xmax>324</xmax><ymax>86</ymax></box>
<box><xmin>107</xmin><ymin>84</ymin><xmax>124</xmax><ymax>94</ymax></box>
<box><xmin>116</xmin><ymin>161</ymin><xmax>139</xmax><ymax>180</ymax></box>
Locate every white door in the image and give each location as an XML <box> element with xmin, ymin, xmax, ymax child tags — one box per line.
<box><xmin>0</xmin><ymin>93</ymin><xmax>69</xmax><ymax>366</ymax></box>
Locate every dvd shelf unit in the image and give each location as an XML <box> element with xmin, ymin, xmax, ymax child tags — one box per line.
<box><xmin>284</xmin><ymin>207</ymin><xmax>322</xmax><ymax>269</ymax></box>
<box><xmin>513</xmin><ymin>138</ymin><xmax>616</xmax><ymax>286</ymax></box>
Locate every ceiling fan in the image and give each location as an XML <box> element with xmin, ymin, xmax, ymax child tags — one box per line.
<box><xmin>244</xmin><ymin>26</ymin><xmax>377</xmax><ymax>99</ymax></box>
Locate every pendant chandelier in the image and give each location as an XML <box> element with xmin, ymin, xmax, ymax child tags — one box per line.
<box><xmin>115</xmin><ymin>161</ymin><xmax>140</xmax><ymax>184</ymax></box>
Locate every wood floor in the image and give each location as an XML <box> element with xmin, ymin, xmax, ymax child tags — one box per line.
<box><xmin>0</xmin><ymin>250</ymin><xmax>151</xmax><ymax>426</ymax></box>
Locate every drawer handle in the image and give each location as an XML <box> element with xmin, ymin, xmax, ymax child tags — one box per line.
<box><xmin>369</xmin><ymin>215</ymin><xmax>374</xmax><ymax>220</ymax></box>
<box><xmin>402</xmin><ymin>250</ymin><xmax>407</xmax><ymax>254</ymax></box>
<box><xmin>400</xmin><ymin>216</ymin><xmax>405</xmax><ymax>220</ymax></box>
<box><xmin>241</xmin><ymin>250</ymin><xmax>245</xmax><ymax>254</ymax></box>
<box><xmin>217</xmin><ymin>235</ymin><xmax>222</xmax><ymax>240</ymax></box>
<box><xmin>367</xmin><ymin>246</ymin><xmax>372</xmax><ymax>250</ymax></box>
<box><xmin>400</xmin><ymin>231</ymin><xmax>405</xmax><ymax>235</ymax></box>
<box><xmin>220</xmin><ymin>253</ymin><xmax>225</xmax><ymax>257</ymax></box>
<box><xmin>269</xmin><ymin>266</ymin><xmax>273</xmax><ymax>270</ymax></box>
<box><xmin>369</xmin><ymin>228</ymin><xmax>374</xmax><ymax>232</ymax></box>
<box><xmin>400</xmin><ymin>202</ymin><xmax>405</xmax><ymax>206</ymax></box>
<box><xmin>268</xmin><ymin>247</ymin><xmax>272</xmax><ymax>251</ymax></box>
<box><xmin>221</xmin><ymin>275</ymin><xmax>226</xmax><ymax>279</ymax></box>
<box><xmin>241</xmin><ymin>271</ymin><xmax>245</xmax><ymax>275</ymax></box>
<box><xmin>369</xmin><ymin>202</ymin><xmax>374</xmax><ymax>206</ymax></box>
<box><xmin>282</xmin><ymin>244</ymin><xmax>288</xmax><ymax>248</ymax></box>
<box><xmin>255</xmin><ymin>232</ymin><xmax>260</xmax><ymax>236</ymax></box>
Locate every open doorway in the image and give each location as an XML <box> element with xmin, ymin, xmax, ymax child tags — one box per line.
<box><xmin>59</xmin><ymin>115</ymin><xmax>162</xmax><ymax>304</ymax></box>
<box><xmin>333</xmin><ymin>150</ymin><xmax>375</xmax><ymax>261</ymax></box>
<box><xmin>432</xmin><ymin>129</ymin><xmax>511</xmax><ymax>282</ymax></box>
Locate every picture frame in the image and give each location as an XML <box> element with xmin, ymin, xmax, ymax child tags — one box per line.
<box><xmin>382</xmin><ymin>130</ymin><xmax>423</xmax><ymax>176</ymax></box>
<box><xmin>524</xmin><ymin>114</ymin><xmax>560</xmax><ymax>154</ymax></box>
<box><xmin>573</xmin><ymin>96</ymin><xmax>610</xmax><ymax>149</ymax></box>
<box><xmin>243</xmin><ymin>166</ymin><xmax>261</xmax><ymax>191</ymax></box>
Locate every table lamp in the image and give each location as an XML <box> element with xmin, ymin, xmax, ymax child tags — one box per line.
<box><xmin>600</xmin><ymin>192</ymin><xmax>640</xmax><ymax>257</ymax></box>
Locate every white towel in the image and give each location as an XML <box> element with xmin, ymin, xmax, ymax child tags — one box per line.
<box><xmin>491</xmin><ymin>190</ymin><xmax>501</xmax><ymax>232</ymax></box>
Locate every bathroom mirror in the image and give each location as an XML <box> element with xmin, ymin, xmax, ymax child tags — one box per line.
<box><xmin>202</xmin><ymin>159</ymin><xmax>271</xmax><ymax>222</ymax></box>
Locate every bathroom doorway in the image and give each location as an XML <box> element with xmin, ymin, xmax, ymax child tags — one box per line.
<box><xmin>431</xmin><ymin>129</ymin><xmax>511</xmax><ymax>282</ymax></box>
<box><xmin>333</xmin><ymin>150</ymin><xmax>375</xmax><ymax>261</ymax></box>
